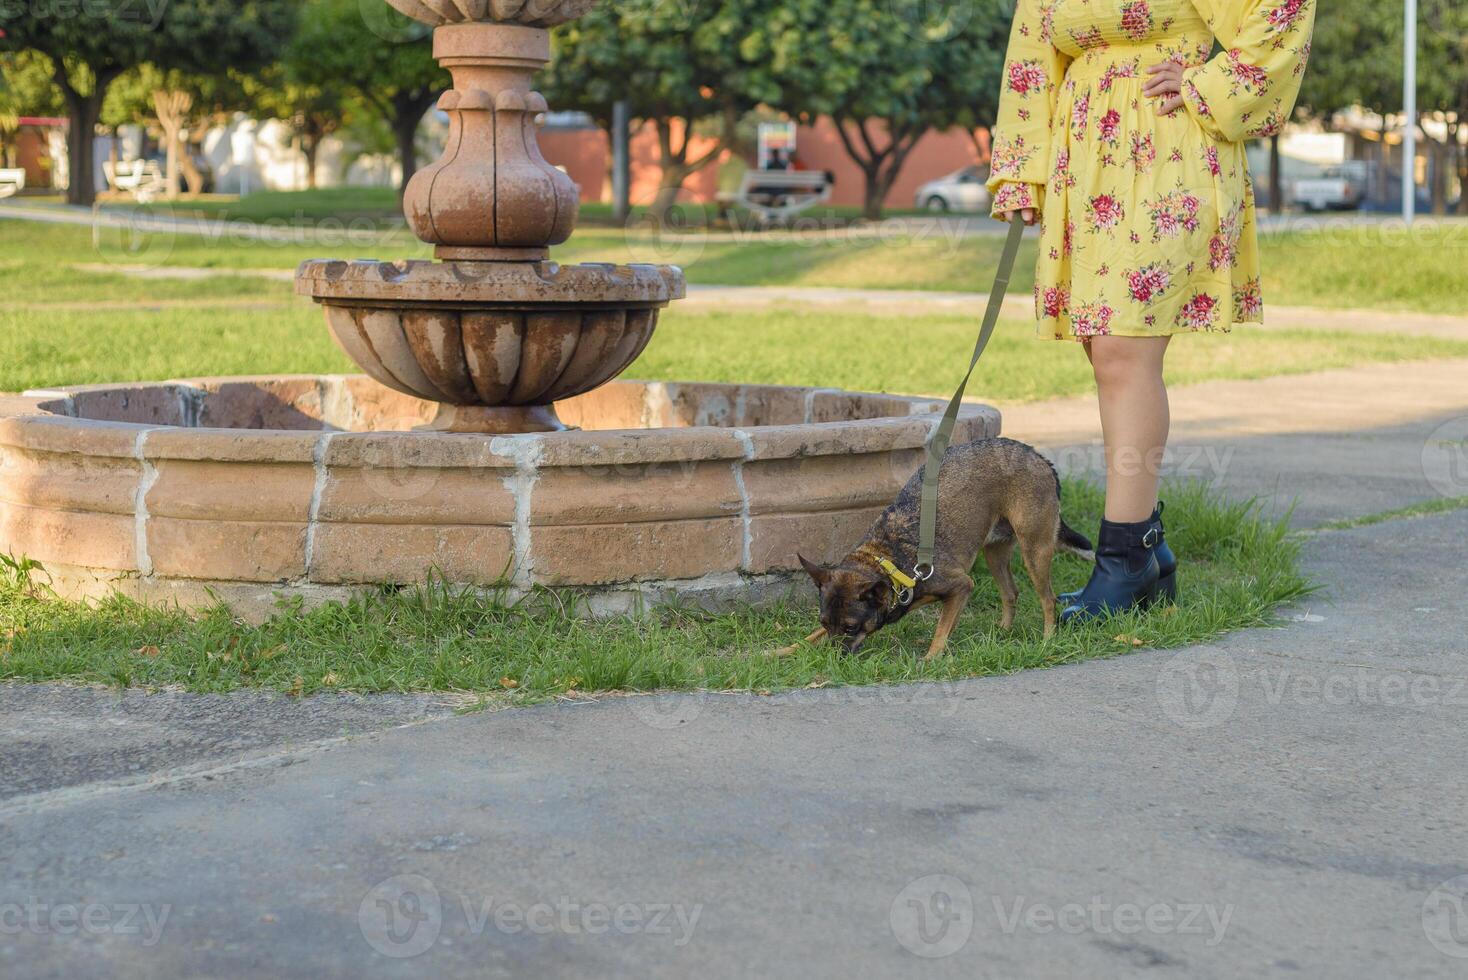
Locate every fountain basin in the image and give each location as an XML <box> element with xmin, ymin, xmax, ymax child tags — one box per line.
<box><xmin>0</xmin><ymin>376</ymin><xmax>999</xmax><ymax>619</ymax></box>
<box><xmin>297</xmin><ymin>260</ymin><xmax>685</xmax><ymax>432</ymax></box>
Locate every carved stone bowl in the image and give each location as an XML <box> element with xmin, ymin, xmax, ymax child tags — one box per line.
<box><xmin>296</xmin><ymin>259</ymin><xmax>685</xmax><ymax>432</ymax></box>
<box><xmin>386</xmin><ymin>0</ymin><xmax>600</xmax><ymax>27</ymax></box>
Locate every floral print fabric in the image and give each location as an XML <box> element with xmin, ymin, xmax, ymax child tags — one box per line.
<box><xmin>986</xmin><ymin>0</ymin><xmax>1314</xmax><ymax>340</ymax></box>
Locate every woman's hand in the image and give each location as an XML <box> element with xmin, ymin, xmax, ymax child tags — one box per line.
<box><xmin>1144</xmin><ymin>59</ymin><xmax>1187</xmax><ymax>115</ymax></box>
<box><xmin>999</xmin><ymin>208</ymin><xmax>1038</xmax><ymax>226</ymax></box>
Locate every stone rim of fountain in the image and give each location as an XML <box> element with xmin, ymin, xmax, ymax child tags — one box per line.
<box><xmin>0</xmin><ymin>378</ymin><xmax>1001</xmax><ymax>621</ymax></box>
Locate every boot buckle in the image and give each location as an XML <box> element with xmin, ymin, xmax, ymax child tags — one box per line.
<box><xmin>1142</xmin><ymin>527</ymin><xmax>1160</xmax><ymax>548</ymax></box>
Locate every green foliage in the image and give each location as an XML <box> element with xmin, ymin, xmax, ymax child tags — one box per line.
<box><xmin>285</xmin><ymin>0</ymin><xmax>446</xmax><ymax>192</ymax></box>
<box><xmin>0</xmin><ymin>50</ymin><xmax>63</xmax><ymax>122</ymax></box>
<box><xmin>0</xmin><ymin>0</ymin><xmax>296</xmax><ymax>202</ymax></box>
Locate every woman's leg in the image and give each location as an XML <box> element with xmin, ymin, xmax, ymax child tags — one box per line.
<box><xmin>1087</xmin><ymin>336</ymin><xmax>1171</xmax><ymax>522</ymax></box>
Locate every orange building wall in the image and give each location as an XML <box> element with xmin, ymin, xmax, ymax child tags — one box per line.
<box><xmin>540</xmin><ymin>117</ymin><xmax>989</xmax><ymax>210</ymax></box>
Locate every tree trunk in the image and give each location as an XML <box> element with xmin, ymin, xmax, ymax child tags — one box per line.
<box><xmin>1268</xmin><ymin>133</ymin><xmax>1282</xmax><ymax>215</ymax></box>
<box><xmin>1429</xmin><ymin>139</ymin><xmax>1448</xmax><ymax>216</ymax></box>
<box><xmin>303</xmin><ymin>134</ymin><xmax>321</xmax><ymax>190</ymax></box>
<box><xmin>1458</xmin><ymin>141</ymin><xmax>1467</xmax><ymax>216</ymax></box>
<box><xmin>152</xmin><ymin>90</ymin><xmax>194</xmax><ymax>200</ymax></box>
<box><xmin>178</xmin><ymin>147</ymin><xmax>205</xmax><ymax>195</ymax></box>
<box><xmin>61</xmin><ymin>89</ymin><xmax>105</xmax><ymax>206</ymax></box>
<box><xmin>389</xmin><ymin>90</ymin><xmax>437</xmax><ymax>201</ymax></box>
<box><xmin>861</xmin><ymin>168</ymin><xmax>885</xmax><ymax>222</ymax></box>
<box><xmin>832</xmin><ymin>116</ymin><xmax>924</xmax><ymax>222</ymax></box>
<box><xmin>647</xmin><ymin>114</ymin><xmax>731</xmax><ymax>228</ymax></box>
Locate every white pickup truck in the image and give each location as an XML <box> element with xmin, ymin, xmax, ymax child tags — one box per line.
<box><xmin>1292</xmin><ymin>162</ymin><xmax>1369</xmax><ymax>212</ymax></box>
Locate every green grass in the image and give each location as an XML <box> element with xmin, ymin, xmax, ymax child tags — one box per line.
<box><xmin>1310</xmin><ymin>495</ymin><xmax>1468</xmax><ymax>532</ymax></box>
<box><xmin>7</xmin><ymin>195</ymin><xmax>1467</xmax><ymax>314</ymax></box>
<box><xmin>0</xmin><ymin>481</ymin><xmax>1312</xmax><ymax>697</ymax></box>
<box><xmin>634</xmin><ymin>309</ymin><xmax>1468</xmax><ymax>402</ymax></box>
<box><xmin>6</xmin><ymin>299</ymin><xmax>1466</xmax><ymax>401</ymax></box>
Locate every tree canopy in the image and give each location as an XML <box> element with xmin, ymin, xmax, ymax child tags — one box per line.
<box><xmin>286</xmin><ymin>0</ymin><xmax>446</xmax><ymax>198</ymax></box>
<box><xmin>0</xmin><ymin>0</ymin><xmax>295</xmax><ymax>203</ymax></box>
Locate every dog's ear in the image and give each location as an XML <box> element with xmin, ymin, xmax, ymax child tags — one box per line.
<box><xmin>797</xmin><ymin>554</ymin><xmax>829</xmax><ymax>587</ymax></box>
<box><xmin>860</xmin><ymin>578</ymin><xmax>889</xmax><ymax>603</ymax></box>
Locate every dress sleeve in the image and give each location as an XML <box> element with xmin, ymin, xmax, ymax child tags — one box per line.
<box><xmin>986</xmin><ymin>0</ymin><xmax>1071</xmax><ymax>218</ymax></box>
<box><xmin>1182</xmin><ymin>0</ymin><xmax>1316</xmax><ymax>143</ymax></box>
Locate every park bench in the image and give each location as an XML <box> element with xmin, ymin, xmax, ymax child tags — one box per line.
<box><xmin>717</xmin><ymin>168</ymin><xmax>832</xmax><ymax>226</ymax></box>
<box><xmin>0</xmin><ymin>168</ymin><xmax>25</xmax><ymax>199</ymax></box>
<box><xmin>103</xmin><ymin>160</ymin><xmax>168</xmax><ymax>203</ymax></box>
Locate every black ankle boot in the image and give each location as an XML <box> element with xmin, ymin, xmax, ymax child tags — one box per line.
<box><xmin>1151</xmin><ymin>502</ymin><xmax>1178</xmax><ymax>604</ymax></box>
<box><xmin>1062</xmin><ymin>503</ymin><xmax>1177</xmax><ymax>606</ymax></box>
<box><xmin>1060</xmin><ymin>515</ymin><xmax>1161</xmax><ymax>624</ymax></box>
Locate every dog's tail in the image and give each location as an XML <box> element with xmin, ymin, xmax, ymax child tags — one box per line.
<box><xmin>1058</xmin><ymin>519</ymin><xmax>1095</xmax><ymax>561</ymax></box>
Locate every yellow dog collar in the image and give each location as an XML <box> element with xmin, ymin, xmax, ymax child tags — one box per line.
<box><xmin>875</xmin><ymin>557</ymin><xmax>918</xmax><ymax>591</ymax></box>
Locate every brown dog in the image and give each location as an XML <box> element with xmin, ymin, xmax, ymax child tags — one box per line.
<box><xmin>779</xmin><ymin>438</ymin><xmax>1094</xmax><ymax>659</ymax></box>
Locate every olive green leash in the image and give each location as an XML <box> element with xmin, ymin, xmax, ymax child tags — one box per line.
<box><xmin>911</xmin><ymin>216</ymin><xmax>1027</xmax><ymax>585</ymax></box>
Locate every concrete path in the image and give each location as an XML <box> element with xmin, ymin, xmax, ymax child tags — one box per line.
<box><xmin>1000</xmin><ymin>357</ymin><xmax>1468</xmax><ymax>527</ymax></box>
<box><xmin>2</xmin><ymin>509</ymin><xmax>1465</xmax><ymax>978</ymax></box>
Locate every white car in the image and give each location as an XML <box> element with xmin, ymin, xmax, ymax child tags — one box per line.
<box><xmin>914</xmin><ymin>166</ymin><xmax>991</xmax><ymax>213</ymax></box>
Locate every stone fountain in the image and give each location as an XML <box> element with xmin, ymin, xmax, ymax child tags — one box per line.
<box><xmin>0</xmin><ymin>0</ymin><xmax>1001</xmax><ymax>619</ymax></box>
<box><xmin>297</xmin><ymin>0</ymin><xmax>683</xmax><ymax>435</ymax></box>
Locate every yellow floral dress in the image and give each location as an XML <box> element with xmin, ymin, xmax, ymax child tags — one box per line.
<box><xmin>986</xmin><ymin>0</ymin><xmax>1315</xmax><ymax>340</ymax></box>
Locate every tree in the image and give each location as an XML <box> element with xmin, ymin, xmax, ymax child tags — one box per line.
<box><xmin>1295</xmin><ymin>0</ymin><xmax>1402</xmax><ymax>211</ymax></box>
<box><xmin>103</xmin><ymin>64</ymin><xmax>253</xmax><ymax>196</ymax></box>
<box><xmin>289</xmin><ymin>0</ymin><xmax>445</xmax><ymax>200</ymax></box>
<box><xmin>0</xmin><ymin>1</ymin><xmax>294</xmax><ymax>204</ymax></box>
<box><xmin>768</xmin><ymin>0</ymin><xmax>1008</xmax><ymax>220</ymax></box>
<box><xmin>242</xmin><ymin>65</ymin><xmax>352</xmax><ymax>191</ymax></box>
<box><xmin>546</xmin><ymin>0</ymin><xmax>762</xmax><ymax>224</ymax></box>
<box><xmin>1417</xmin><ymin>0</ymin><xmax>1467</xmax><ymax>214</ymax></box>
<box><xmin>0</xmin><ymin>50</ymin><xmax>63</xmax><ymax>169</ymax></box>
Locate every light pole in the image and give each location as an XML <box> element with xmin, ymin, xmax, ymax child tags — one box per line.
<box><xmin>1403</xmin><ymin>0</ymin><xmax>1417</xmax><ymax>223</ymax></box>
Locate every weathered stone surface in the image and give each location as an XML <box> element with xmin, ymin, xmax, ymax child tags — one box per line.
<box><xmin>337</xmin><ymin>377</ymin><xmax>439</xmax><ymax>431</ymax></box>
<box><xmin>193</xmin><ymin>377</ymin><xmax>327</xmax><ymax>431</ymax></box>
<box><xmin>0</xmin><ymin>414</ymin><xmax>147</xmax><ymax>459</ymax></box>
<box><xmin>0</xmin><ymin>502</ymin><xmax>136</xmax><ymax>571</ymax></box>
<box><xmin>747</xmin><ymin>508</ymin><xmax>884</xmax><ymax>574</ymax></box>
<box><xmin>386</xmin><ymin>0</ymin><xmax>600</xmax><ymax>27</ymax></box>
<box><xmin>296</xmin><ymin>260</ymin><xmax>684</xmax><ymax>307</ymax></box>
<box><xmin>532</xmin><ymin>427</ymin><xmax>747</xmax><ymax>468</ymax></box>
<box><xmin>64</xmin><ymin>383</ymin><xmax>195</xmax><ymax>426</ymax></box>
<box><xmin>147</xmin><ymin>460</ymin><xmax>316</xmax><ymax>523</ymax></box>
<box><xmin>309</xmin><ymin>522</ymin><xmax>515</xmax><ymax>586</ymax></box>
<box><xmin>323</xmin><ymin>431</ymin><xmax>518</xmax><ymax>471</ymax></box>
<box><xmin>0</xmin><ymin>446</ymin><xmax>139</xmax><ymax>515</ymax></box>
<box><xmin>556</xmin><ymin>380</ymin><xmax>652</xmax><ymax>430</ymax></box>
<box><xmin>0</xmin><ymin>376</ymin><xmax>1003</xmax><ymax>614</ymax></box>
<box><xmin>147</xmin><ymin>518</ymin><xmax>307</xmax><ymax>582</ymax></box>
<box><xmin>319</xmin><ymin>466</ymin><xmax>517</xmax><ymax>526</ymax></box>
<box><xmin>529</xmin><ymin>460</ymin><xmax>740</xmax><ymax>526</ymax></box>
<box><xmin>530</xmin><ymin>518</ymin><xmax>743</xmax><ymax>585</ymax></box>
<box><xmin>743</xmin><ymin>452</ymin><xmax>919</xmax><ymax>516</ymax></box>
<box><xmin>143</xmin><ymin>427</ymin><xmax>319</xmax><ymax>463</ymax></box>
